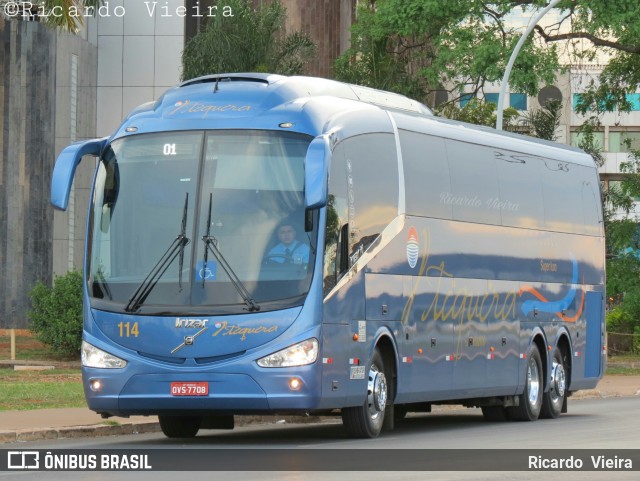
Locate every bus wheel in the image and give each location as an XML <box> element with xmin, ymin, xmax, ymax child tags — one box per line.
<box><xmin>158</xmin><ymin>415</ymin><xmax>202</xmax><ymax>438</ymax></box>
<box><xmin>507</xmin><ymin>344</ymin><xmax>543</xmax><ymax>421</ymax></box>
<box><xmin>541</xmin><ymin>347</ymin><xmax>567</xmax><ymax>419</ymax></box>
<box><xmin>342</xmin><ymin>348</ymin><xmax>388</xmax><ymax>438</ymax></box>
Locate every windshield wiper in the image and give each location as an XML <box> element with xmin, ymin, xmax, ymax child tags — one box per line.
<box><xmin>125</xmin><ymin>193</ymin><xmax>190</xmax><ymax>313</ymax></box>
<box><xmin>201</xmin><ymin>193</ymin><xmax>260</xmax><ymax>312</ymax></box>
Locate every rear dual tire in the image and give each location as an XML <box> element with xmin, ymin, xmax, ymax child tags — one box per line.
<box><xmin>541</xmin><ymin>347</ymin><xmax>568</xmax><ymax>419</ymax></box>
<box><xmin>507</xmin><ymin>344</ymin><xmax>543</xmax><ymax>421</ymax></box>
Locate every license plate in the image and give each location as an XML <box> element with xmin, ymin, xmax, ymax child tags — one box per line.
<box><xmin>170</xmin><ymin>382</ymin><xmax>209</xmax><ymax>396</ymax></box>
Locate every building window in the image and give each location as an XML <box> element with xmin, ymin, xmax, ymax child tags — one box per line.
<box><xmin>626</xmin><ymin>94</ymin><xmax>640</xmax><ymax>111</ymax></box>
<box><xmin>484</xmin><ymin>93</ymin><xmax>499</xmax><ymax>105</ymax></box>
<box><xmin>572</xmin><ymin>93</ymin><xmax>638</xmax><ymax>112</ymax></box>
<box><xmin>459</xmin><ymin>93</ymin><xmax>474</xmax><ymax>107</ymax></box>
<box><xmin>483</xmin><ymin>93</ymin><xmax>526</xmax><ymax>109</ymax></box>
<box><xmin>570</xmin><ymin>131</ymin><xmax>605</xmax><ymax>151</ymax></box>
<box><xmin>509</xmin><ymin>93</ymin><xmax>527</xmax><ymax>110</ymax></box>
<box><xmin>609</xmin><ymin>132</ymin><xmax>640</xmax><ymax>153</ymax></box>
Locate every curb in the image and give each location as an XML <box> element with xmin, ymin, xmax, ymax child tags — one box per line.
<box><xmin>0</xmin><ymin>422</ymin><xmax>161</xmax><ymax>444</ymax></box>
<box><xmin>0</xmin><ymin>415</ymin><xmax>329</xmax><ymax>444</ymax></box>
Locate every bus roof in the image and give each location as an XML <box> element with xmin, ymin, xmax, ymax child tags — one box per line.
<box><xmin>113</xmin><ymin>73</ymin><xmax>594</xmax><ymax>168</ymax></box>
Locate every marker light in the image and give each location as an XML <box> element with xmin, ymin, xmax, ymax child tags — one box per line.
<box><xmin>81</xmin><ymin>341</ymin><xmax>127</xmax><ymax>369</ymax></box>
<box><xmin>257</xmin><ymin>338</ymin><xmax>318</xmax><ymax>368</ymax></box>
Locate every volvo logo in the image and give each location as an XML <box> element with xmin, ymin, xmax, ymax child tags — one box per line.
<box><xmin>171</xmin><ymin>327</ymin><xmax>208</xmax><ymax>354</ymax></box>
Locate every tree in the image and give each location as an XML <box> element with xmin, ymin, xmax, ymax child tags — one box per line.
<box><xmin>28</xmin><ymin>271</ymin><xmax>83</xmax><ymax>357</ymax></box>
<box><xmin>336</xmin><ymin>1</ymin><xmax>640</xmax><ymax>109</ymax></box>
<box><xmin>518</xmin><ymin>99</ymin><xmax>562</xmax><ymax>141</ymax></box>
<box><xmin>181</xmin><ymin>0</ymin><xmax>315</xmax><ymax>81</ymax></box>
<box><xmin>436</xmin><ymin>98</ymin><xmax>520</xmax><ymax>130</ymax></box>
<box><xmin>7</xmin><ymin>1</ymin><xmax>104</xmax><ymax>32</ymax></box>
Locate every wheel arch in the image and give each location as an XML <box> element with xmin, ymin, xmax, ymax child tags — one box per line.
<box><xmin>372</xmin><ymin>329</ymin><xmax>399</xmax><ymax>404</ymax></box>
<box><xmin>531</xmin><ymin>332</ymin><xmax>548</xmax><ymax>393</ymax></box>
<box><xmin>555</xmin><ymin>330</ymin><xmax>572</xmax><ymax>389</ymax></box>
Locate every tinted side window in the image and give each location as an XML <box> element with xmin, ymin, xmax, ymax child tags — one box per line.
<box><xmin>579</xmin><ymin>165</ymin><xmax>602</xmax><ymax>236</ymax></box>
<box><xmin>399</xmin><ymin>130</ymin><xmax>453</xmax><ymax>219</ymax></box>
<box><xmin>446</xmin><ymin>141</ymin><xmax>501</xmax><ymax>225</ymax></box>
<box><xmin>495</xmin><ymin>151</ymin><xmax>545</xmax><ymax>229</ymax></box>
<box><xmin>342</xmin><ymin>134</ymin><xmax>398</xmax><ymax>262</ymax></box>
<box><xmin>541</xmin><ymin>159</ymin><xmax>584</xmax><ymax>233</ymax></box>
<box><xmin>324</xmin><ymin>145</ymin><xmax>349</xmax><ymax>295</ymax></box>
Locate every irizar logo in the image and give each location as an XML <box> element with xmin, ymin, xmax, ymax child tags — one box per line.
<box><xmin>175</xmin><ymin>318</ymin><xmax>209</xmax><ymax>328</ymax></box>
<box><xmin>406</xmin><ymin>226</ymin><xmax>419</xmax><ymax>269</ymax></box>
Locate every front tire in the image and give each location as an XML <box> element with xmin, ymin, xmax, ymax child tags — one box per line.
<box><xmin>342</xmin><ymin>349</ymin><xmax>388</xmax><ymax>438</ymax></box>
<box><xmin>540</xmin><ymin>347</ymin><xmax>567</xmax><ymax>419</ymax></box>
<box><xmin>507</xmin><ymin>344</ymin><xmax>543</xmax><ymax>421</ymax></box>
<box><xmin>158</xmin><ymin>415</ymin><xmax>202</xmax><ymax>438</ymax></box>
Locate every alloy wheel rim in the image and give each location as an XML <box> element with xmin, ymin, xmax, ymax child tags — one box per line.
<box><xmin>367</xmin><ymin>364</ymin><xmax>387</xmax><ymax>419</ymax></box>
<box><xmin>527</xmin><ymin>358</ymin><xmax>540</xmax><ymax>406</ymax></box>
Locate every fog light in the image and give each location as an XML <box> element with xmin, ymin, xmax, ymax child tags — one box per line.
<box><xmin>288</xmin><ymin>377</ymin><xmax>302</xmax><ymax>391</ymax></box>
<box><xmin>90</xmin><ymin>379</ymin><xmax>103</xmax><ymax>392</ymax></box>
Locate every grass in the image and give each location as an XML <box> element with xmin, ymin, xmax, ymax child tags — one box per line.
<box><xmin>607</xmin><ymin>353</ymin><xmax>640</xmax><ymax>364</ymax></box>
<box><xmin>0</xmin><ymin>369</ymin><xmax>84</xmax><ymax>411</ymax></box>
<box><xmin>606</xmin><ymin>353</ymin><xmax>640</xmax><ymax>375</ymax></box>
<box><xmin>0</xmin><ymin>333</ymin><xmax>83</xmax><ymax>411</ymax></box>
<box><xmin>0</xmin><ymin>334</ymin><xmax>78</xmax><ymax>362</ymax></box>
<box><xmin>101</xmin><ymin>420</ymin><xmax>121</xmax><ymax>426</ymax></box>
<box><xmin>606</xmin><ymin>365</ymin><xmax>640</xmax><ymax>375</ymax></box>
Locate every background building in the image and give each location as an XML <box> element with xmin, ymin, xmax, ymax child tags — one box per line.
<box><xmin>0</xmin><ymin>0</ymin><xmax>355</xmax><ymax>328</ymax></box>
<box><xmin>0</xmin><ymin>17</ymin><xmax>97</xmax><ymax>328</ymax></box>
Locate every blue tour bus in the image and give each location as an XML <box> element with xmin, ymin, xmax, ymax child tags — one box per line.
<box><xmin>51</xmin><ymin>73</ymin><xmax>605</xmax><ymax>438</ymax></box>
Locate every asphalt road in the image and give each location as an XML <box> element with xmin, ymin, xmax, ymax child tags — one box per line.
<box><xmin>1</xmin><ymin>396</ymin><xmax>638</xmax><ymax>481</ymax></box>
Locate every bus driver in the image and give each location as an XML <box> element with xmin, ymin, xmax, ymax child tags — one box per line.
<box><xmin>265</xmin><ymin>223</ymin><xmax>310</xmax><ymax>266</ymax></box>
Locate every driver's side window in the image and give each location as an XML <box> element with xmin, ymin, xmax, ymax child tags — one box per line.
<box><xmin>323</xmin><ymin>145</ymin><xmax>348</xmax><ymax>296</ymax></box>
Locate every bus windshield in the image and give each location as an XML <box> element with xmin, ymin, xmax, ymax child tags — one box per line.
<box><xmin>88</xmin><ymin>130</ymin><xmax>317</xmax><ymax>314</ymax></box>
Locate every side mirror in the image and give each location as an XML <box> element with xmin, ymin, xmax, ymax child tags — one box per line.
<box><xmin>51</xmin><ymin>138</ymin><xmax>107</xmax><ymax>211</ymax></box>
<box><xmin>304</xmin><ymin>136</ymin><xmax>331</xmax><ymax>209</ymax></box>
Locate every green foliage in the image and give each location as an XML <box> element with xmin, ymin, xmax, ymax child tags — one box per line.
<box><xmin>181</xmin><ymin>0</ymin><xmax>315</xmax><ymax>80</ymax></box>
<box><xmin>608</xmin><ymin>255</ymin><xmax>640</xmax><ymax>304</ymax></box>
<box><xmin>37</xmin><ymin>1</ymin><xmax>103</xmax><ymax>32</ymax></box>
<box><xmin>335</xmin><ymin>0</ymin><xmax>565</xmax><ymax>107</ymax></box>
<box><xmin>28</xmin><ymin>271</ymin><xmax>83</xmax><ymax>357</ymax></box>
<box><xmin>333</xmin><ymin>1</ymin><xmax>428</xmax><ymax>100</ymax></box>
<box><xmin>606</xmin><ymin>285</ymin><xmax>640</xmax><ymax>354</ymax></box>
<box><xmin>336</xmin><ymin>0</ymin><xmax>640</xmax><ymax>113</ymax></box>
<box><xmin>436</xmin><ymin>98</ymin><xmax>519</xmax><ymax>129</ymax></box>
<box><xmin>575</xmin><ymin>120</ymin><xmax>605</xmax><ymax>167</ymax></box>
<box><xmin>518</xmin><ymin>99</ymin><xmax>562</xmax><ymax>141</ymax></box>
<box><xmin>570</xmin><ymin>0</ymin><xmax>640</xmax><ymax>117</ymax></box>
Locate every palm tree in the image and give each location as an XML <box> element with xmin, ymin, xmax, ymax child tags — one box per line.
<box><xmin>1</xmin><ymin>1</ymin><xmax>103</xmax><ymax>32</ymax></box>
<box><xmin>181</xmin><ymin>0</ymin><xmax>315</xmax><ymax>80</ymax></box>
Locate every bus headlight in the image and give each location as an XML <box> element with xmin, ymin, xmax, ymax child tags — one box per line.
<box><xmin>257</xmin><ymin>338</ymin><xmax>318</xmax><ymax>368</ymax></box>
<box><xmin>81</xmin><ymin>341</ymin><xmax>127</xmax><ymax>369</ymax></box>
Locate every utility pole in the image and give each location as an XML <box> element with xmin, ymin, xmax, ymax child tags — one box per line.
<box><xmin>496</xmin><ymin>0</ymin><xmax>563</xmax><ymax>130</ymax></box>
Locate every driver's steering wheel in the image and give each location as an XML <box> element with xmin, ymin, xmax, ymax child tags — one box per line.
<box><xmin>263</xmin><ymin>254</ymin><xmax>290</xmax><ymax>265</ymax></box>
